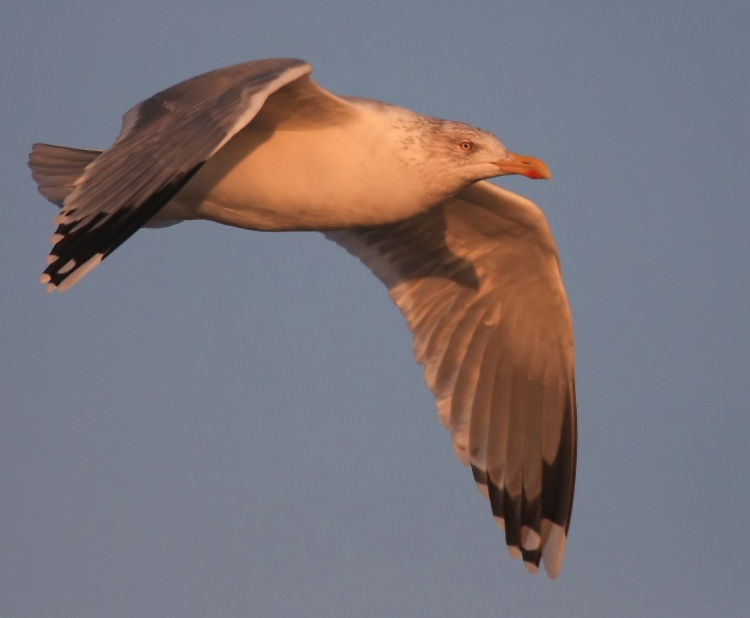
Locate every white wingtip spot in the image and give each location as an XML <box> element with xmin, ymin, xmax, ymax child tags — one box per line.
<box><xmin>50</xmin><ymin>233</ymin><xmax>64</xmax><ymax>244</ymax></box>
<box><xmin>507</xmin><ymin>545</ymin><xmax>522</xmax><ymax>560</ymax></box>
<box><xmin>493</xmin><ymin>515</ymin><xmax>505</xmax><ymax>531</ymax></box>
<box><xmin>40</xmin><ymin>271</ymin><xmax>58</xmax><ymax>292</ymax></box>
<box><xmin>57</xmin><ymin>253</ymin><xmax>103</xmax><ymax>292</ymax></box>
<box><xmin>58</xmin><ymin>259</ymin><xmax>77</xmax><ymax>275</ymax></box>
<box><xmin>521</xmin><ymin>526</ymin><xmax>541</xmax><ymax>551</ymax></box>
<box><xmin>541</xmin><ymin>523</ymin><xmax>567</xmax><ymax>579</ymax></box>
<box><xmin>46</xmin><ymin>254</ymin><xmax>58</xmax><ymax>265</ymax></box>
<box><xmin>523</xmin><ymin>560</ymin><xmax>539</xmax><ymax>575</ymax></box>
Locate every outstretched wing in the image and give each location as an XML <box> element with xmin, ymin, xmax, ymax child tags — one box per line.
<box><xmin>34</xmin><ymin>58</ymin><xmax>315</xmax><ymax>292</ymax></box>
<box><xmin>28</xmin><ymin>145</ymin><xmax>102</xmax><ymax>206</ymax></box>
<box><xmin>325</xmin><ymin>180</ymin><xmax>576</xmax><ymax>578</ymax></box>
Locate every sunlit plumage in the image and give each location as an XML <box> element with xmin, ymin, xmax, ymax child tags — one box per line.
<box><xmin>29</xmin><ymin>58</ymin><xmax>576</xmax><ymax>577</ymax></box>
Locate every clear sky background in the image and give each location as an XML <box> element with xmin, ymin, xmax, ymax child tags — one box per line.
<box><xmin>2</xmin><ymin>2</ymin><xmax>749</xmax><ymax>617</ymax></box>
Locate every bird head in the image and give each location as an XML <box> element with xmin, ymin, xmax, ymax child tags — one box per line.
<box><xmin>436</xmin><ymin>121</ymin><xmax>551</xmax><ymax>184</ymax></box>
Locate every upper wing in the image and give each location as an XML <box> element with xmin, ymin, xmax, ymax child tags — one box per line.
<box><xmin>28</xmin><ymin>145</ymin><xmax>102</xmax><ymax>206</ymax></box>
<box><xmin>33</xmin><ymin>58</ymin><xmax>354</xmax><ymax>292</ymax></box>
<box><xmin>325</xmin><ymin>180</ymin><xmax>576</xmax><ymax>578</ymax></box>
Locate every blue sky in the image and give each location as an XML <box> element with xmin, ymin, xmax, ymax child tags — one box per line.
<box><xmin>2</xmin><ymin>2</ymin><xmax>749</xmax><ymax>616</ymax></box>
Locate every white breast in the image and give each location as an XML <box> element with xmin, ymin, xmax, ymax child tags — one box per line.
<box><xmin>166</xmin><ymin>104</ymin><xmax>449</xmax><ymax>231</ymax></box>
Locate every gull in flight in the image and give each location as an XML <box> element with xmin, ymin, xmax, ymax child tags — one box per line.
<box><xmin>29</xmin><ymin>58</ymin><xmax>576</xmax><ymax>578</ymax></box>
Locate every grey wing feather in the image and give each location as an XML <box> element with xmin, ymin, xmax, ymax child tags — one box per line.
<box><xmin>33</xmin><ymin>58</ymin><xmax>312</xmax><ymax>291</ymax></box>
<box><xmin>29</xmin><ymin>144</ymin><xmax>102</xmax><ymax>206</ymax></box>
<box><xmin>325</xmin><ymin>180</ymin><xmax>576</xmax><ymax>578</ymax></box>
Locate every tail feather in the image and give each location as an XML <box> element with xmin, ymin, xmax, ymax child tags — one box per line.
<box><xmin>29</xmin><ymin>144</ymin><xmax>102</xmax><ymax>206</ymax></box>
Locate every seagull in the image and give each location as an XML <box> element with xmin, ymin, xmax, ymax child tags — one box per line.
<box><xmin>28</xmin><ymin>58</ymin><xmax>576</xmax><ymax>578</ymax></box>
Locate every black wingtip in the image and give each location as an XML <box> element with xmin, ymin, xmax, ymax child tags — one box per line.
<box><xmin>42</xmin><ymin>162</ymin><xmax>203</xmax><ymax>291</ymax></box>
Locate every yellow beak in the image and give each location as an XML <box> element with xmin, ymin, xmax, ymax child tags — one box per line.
<box><xmin>493</xmin><ymin>152</ymin><xmax>551</xmax><ymax>180</ymax></box>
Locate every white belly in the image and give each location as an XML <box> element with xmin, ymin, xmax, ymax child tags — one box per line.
<box><xmin>165</xmin><ymin>119</ymin><xmax>439</xmax><ymax>231</ymax></box>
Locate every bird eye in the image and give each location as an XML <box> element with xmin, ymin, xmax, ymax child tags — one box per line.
<box><xmin>459</xmin><ymin>140</ymin><xmax>474</xmax><ymax>151</ymax></box>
